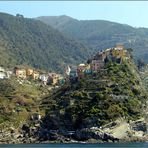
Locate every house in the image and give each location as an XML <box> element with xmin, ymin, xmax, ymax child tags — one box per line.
<box><xmin>0</xmin><ymin>72</ymin><xmax>6</xmax><ymax>79</ymax></box>
<box><xmin>26</xmin><ymin>68</ymin><xmax>34</xmax><ymax>76</ymax></box>
<box><xmin>58</xmin><ymin>76</ymin><xmax>65</xmax><ymax>85</ymax></box>
<box><xmin>84</xmin><ymin>64</ymin><xmax>92</xmax><ymax>75</ymax></box>
<box><xmin>112</xmin><ymin>44</ymin><xmax>127</xmax><ymax>58</ymax></box>
<box><xmin>39</xmin><ymin>74</ymin><xmax>48</xmax><ymax>84</ymax></box>
<box><xmin>14</xmin><ymin>67</ymin><xmax>26</xmax><ymax>79</ymax></box>
<box><xmin>77</xmin><ymin>64</ymin><xmax>91</xmax><ymax>78</ymax></box>
<box><xmin>32</xmin><ymin>71</ymin><xmax>39</xmax><ymax>80</ymax></box>
<box><xmin>5</xmin><ymin>71</ymin><xmax>13</xmax><ymax>78</ymax></box>
<box><xmin>77</xmin><ymin>63</ymin><xmax>86</xmax><ymax>79</ymax></box>
<box><xmin>69</xmin><ymin>66</ymin><xmax>78</xmax><ymax>82</ymax></box>
<box><xmin>90</xmin><ymin>59</ymin><xmax>104</xmax><ymax>72</ymax></box>
<box><xmin>48</xmin><ymin>73</ymin><xmax>60</xmax><ymax>85</ymax></box>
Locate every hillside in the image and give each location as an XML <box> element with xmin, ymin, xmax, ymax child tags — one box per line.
<box><xmin>32</xmin><ymin>49</ymin><xmax>147</xmax><ymax>143</ymax></box>
<box><xmin>0</xmin><ymin>13</ymin><xmax>91</xmax><ymax>73</ymax></box>
<box><xmin>36</xmin><ymin>15</ymin><xmax>148</xmax><ymax>63</ymax></box>
<box><xmin>41</xmin><ymin>59</ymin><xmax>147</xmax><ymax>130</ymax></box>
<box><xmin>0</xmin><ymin>47</ymin><xmax>147</xmax><ymax>143</ymax></box>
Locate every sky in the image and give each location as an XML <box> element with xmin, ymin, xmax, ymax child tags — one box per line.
<box><xmin>0</xmin><ymin>1</ymin><xmax>148</xmax><ymax>28</ymax></box>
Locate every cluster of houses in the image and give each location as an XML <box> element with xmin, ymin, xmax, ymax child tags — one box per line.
<box><xmin>0</xmin><ymin>44</ymin><xmax>129</xmax><ymax>86</ymax></box>
<box><xmin>0</xmin><ymin>66</ymin><xmax>65</xmax><ymax>86</ymax></box>
<box><xmin>65</xmin><ymin>44</ymin><xmax>129</xmax><ymax>81</ymax></box>
<box><xmin>14</xmin><ymin>67</ymin><xmax>65</xmax><ymax>86</ymax></box>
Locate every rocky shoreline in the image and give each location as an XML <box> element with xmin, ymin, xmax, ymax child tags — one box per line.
<box><xmin>0</xmin><ymin>118</ymin><xmax>147</xmax><ymax>144</ymax></box>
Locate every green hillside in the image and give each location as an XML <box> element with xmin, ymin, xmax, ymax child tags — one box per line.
<box><xmin>0</xmin><ymin>13</ymin><xmax>91</xmax><ymax>73</ymax></box>
<box><xmin>41</xmin><ymin>57</ymin><xmax>147</xmax><ymax>131</ymax></box>
<box><xmin>36</xmin><ymin>15</ymin><xmax>148</xmax><ymax>63</ymax></box>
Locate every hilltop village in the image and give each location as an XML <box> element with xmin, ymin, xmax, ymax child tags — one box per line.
<box><xmin>0</xmin><ymin>44</ymin><xmax>130</xmax><ymax>87</ymax></box>
<box><xmin>0</xmin><ymin>44</ymin><xmax>148</xmax><ymax>144</ymax></box>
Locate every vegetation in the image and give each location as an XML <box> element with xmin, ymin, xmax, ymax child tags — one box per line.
<box><xmin>41</xmin><ymin>59</ymin><xmax>147</xmax><ymax>130</ymax></box>
<box><xmin>37</xmin><ymin>15</ymin><xmax>148</xmax><ymax>63</ymax></box>
<box><xmin>0</xmin><ymin>77</ymin><xmax>49</xmax><ymax>128</ymax></box>
<box><xmin>0</xmin><ymin>13</ymin><xmax>91</xmax><ymax>73</ymax></box>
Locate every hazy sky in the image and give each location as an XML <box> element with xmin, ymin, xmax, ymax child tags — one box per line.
<box><xmin>0</xmin><ymin>1</ymin><xmax>148</xmax><ymax>28</ymax></box>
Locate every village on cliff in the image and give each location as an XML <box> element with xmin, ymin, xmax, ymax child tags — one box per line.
<box><xmin>0</xmin><ymin>44</ymin><xmax>130</xmax><ymax>87</ymax></box>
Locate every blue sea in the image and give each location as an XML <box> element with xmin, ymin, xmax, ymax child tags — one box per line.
<box><xmin>0</xmin><ymin>143</ymin><xmax>147</xmax><ymax>148</ymax></box>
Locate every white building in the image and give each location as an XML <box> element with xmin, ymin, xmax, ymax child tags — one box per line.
<box><xmin>0</xmin><ymin>72</ymin><xmax>6</xmax><ymax>79</ymax></box>
<box><xmin>39</xmin><ymin>74</ymin><xmax>48</xmax><ymax>84</ymax></box>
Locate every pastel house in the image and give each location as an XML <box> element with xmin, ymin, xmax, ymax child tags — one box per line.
<box><xmin>39</xmin><ymin>74</ymin><xmax>48</xmax><ymax>84</ymax></box>
<box><xmin>14</xmin><ymin>67</ymin><xmax>26</xmax><ymax>79</ymax></box>
<box><xmin>77</xmin><ymin>63</ymin><xmax>86</xmax><ymax>79</ymax></box>
<box><xmin>90</xmin><ymin>59</ymin><xmax>104</xmax><ymax>72</ymax></box>
<box><xmin>48</xmin><ymin>73</ymin><xmax>60</xmax><ymax>85</ymax></box>
<box><xmin>32</xmin><ymin>71</ymin><xmax>39</xmax><ymax>80</ymax></box>
<box><xmin>26</xmin><ymin>68</ymin><xmax>34</xmax><ymax>76</ymax></box>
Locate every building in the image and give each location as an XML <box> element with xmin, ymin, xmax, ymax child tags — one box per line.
<box><xmin>84</xmin><ymin>64</ymin><xmax>92</xmax><ymax>75</ymax></box>
<box><xmin>90</xmin><ymin>60</ymin><xmax>104</xmax><ymax>72</ymax></box>
<box><xmin>69</xmin><ymin>66</ymin><xmax>78</xmax><ymax>82</ymax></box>
<box><xmin>77</xmin><ymin>64</ymin><xmax>86</xmax><ymax>79</ymax></box>
<box><xmin>26</xmin><ymin>68</ymin><xmax>34</xmax><ymax>76</ymax></box>
<box><xmin>48</xmin><ymin>73</ymin><xmax>60</xmax><ymax>85</ymax></box>
<box><xmin>32</xmin><ymin>71</ymin><xmax>39</xmax><ymax>80</ymax></box>
<box><xmin>39</xmin><ymin>74</ymin><xmax>48</xmax><ymax>85</ymax></box>
<box><xmin>0</xmin><ymin>72</ymin><xmax>6</xmax><ymax>79</ymax></box>
<box><xmin>14</xmin><ymin>67</ymin><xmax>26</xmax><ymax>79</ymax></box>
<box><xmin>77</xmin><ymin>64</ymin><xmax>91</xmax><ymax>78</ymax></box>
<box><xmin>111</xmin><ymin>44</ymin><xmax>127</xmax><ymax>58</ymax></box>
<box><xmin>5</xmin><ymin>71</ymin><xmax>13</xmax><ymax>78</ymax></box>
<box><xmin>58</xmin><ymin>76</ymin><xmax>65</xmax><ymax>85</ymax></box>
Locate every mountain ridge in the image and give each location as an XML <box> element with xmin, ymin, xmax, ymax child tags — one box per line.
<box><xmin>36</xmin><ymin>15</ymin><xmax>148</xmax><ymax>63</ymax></box>
<box><xmin>0</xmin><ymin>12</ymin><xmax>91</xmax><ymax>73</ymax></box>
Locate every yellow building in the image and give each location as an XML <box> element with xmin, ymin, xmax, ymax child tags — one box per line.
<box><xmin>15</xmin><ymin>68</ymin><xmax>26</xmax><ymax>79</ymax></box>
<box><xmin>111</xmin><ymin>48</ymin><xmax>127</xmax><ymax>58</ymax></box>
<box><xmin>26</xmin><ymin>68</ymin><xmax>34</xmax><ymax>76</ymax></box>
<box><xmin>32</xmin><ymin>71</ymin><xmax>39</xmax><ymax>80</ymax></box>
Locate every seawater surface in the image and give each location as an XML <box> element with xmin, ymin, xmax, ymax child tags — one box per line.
<box><xmin>0</xmin><ymin>142</ymin><xmax>148</xmax><ymax>148</ymax></box>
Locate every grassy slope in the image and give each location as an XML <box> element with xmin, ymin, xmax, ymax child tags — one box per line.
<box><xmin>0</xmin><ymin>77</ymin><xmax>49</xmax><ymax>129</ymax></box>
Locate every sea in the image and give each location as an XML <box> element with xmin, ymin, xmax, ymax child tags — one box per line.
<box><xmin>0</xmin><ymin>142</ymin><xmax>148</xmax><ymax>148</ymax></box>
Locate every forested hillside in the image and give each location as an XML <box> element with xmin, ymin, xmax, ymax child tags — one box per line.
<box><xmin>37</xmin><ymin>15</ymin><xmax>148</xmax><ymax>63</ymax></box>
<box><xmin>0</xmin><ymin>13</ymin><xmax>91</xmax><ymax>73</ymax></box>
